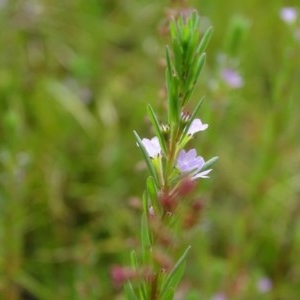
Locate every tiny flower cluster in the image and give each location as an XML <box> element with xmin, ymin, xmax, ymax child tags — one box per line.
<box><xmin>141</xmin><ymin>118</ymin><xmax>212</xmax><ymax>185</ymax></box>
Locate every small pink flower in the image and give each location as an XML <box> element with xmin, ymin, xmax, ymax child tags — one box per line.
<box><xmin>142</xmin><ymin>137</ymin><xmax>161</xmax><ymax>158</ymax></box>
<box><xmin>110</xmin><ymin>265</ymin><xmax>136</xmax><ymax>287</ymax></box>
<box><xmin>188</xmin><ymin>119</ymin><xmax>208</xmax><ymax>135</ymax></box>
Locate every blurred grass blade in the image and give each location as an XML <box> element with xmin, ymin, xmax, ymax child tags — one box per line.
<box><xmin>130</xmin><ymin>251</ymin><xmax>148</xmax><ymax>299</ymax></box>
<box><xmin>124</xmin><ymin>281</ymin><xmax>138</xmax><ymax>300</ymax></box>
<box><xmin>44</xmin><ymin>79</ymin><xmax>97</xmax><ymax>135</ymax></box>
<box><xmin>130</xmin><ymin>250</ymin><xmax>138</xmax><ymax>270</ymax></box>
<box><xmin>15</xmin><ymin>271</ymin><xmax>53</xmax><ymax>300</ymax></box>
<box><xmin>169</xmin><ymin>19</ymin><xmax>177</xmax><ymax>41</ymax></box>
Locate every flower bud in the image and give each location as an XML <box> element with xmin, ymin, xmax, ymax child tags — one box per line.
<box><xmin>110</xmin><ymin>265</ymin><xmax>136</xmax><ymax>287</ymax></box>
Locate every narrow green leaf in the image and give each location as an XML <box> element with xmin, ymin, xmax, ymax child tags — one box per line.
<box><xmin>188</xmin><ymin>96</ymin><xmax>204</xmax><ymax>123</ymax></box>
<box><xmin>141</xmin><ymin>212</ymin><xmax>151</xmax><ymax>248</ymax></box>
<box><xmin>193</xmin><ymin>53</ymin><xmax>206</xmax><ymax>83</ymax></box>
<box><xmin>185</xmin><ymin>41</ymin><xmax>198</xmax><ymax>70</ymax></box>
<box><xmin>141</xmin><ymin>193</ymin><xmax>152</xmax><ymax>251</ymax></box>
<box><xmin>171</xmin><ymin>77</ymin><xmax>180</xmax><ymax>123</ymax></box>
<box><xmin>169</xmin><ymin>19</ymin><xmax>177</xmax><ymax>41</ymax></box>
<box><xmin>160</xmin><ymin>246</ymin><xmax>191</xmax><ymax>296</ymax></box>
<box><xmin>124</xmin><ymin>281</ymin><xmax>138</xmax><ymax>300</ymax></box>
<box><xmin>201</xmin><ymin>156</ymin><xmax>219</xmax><ymax>171</ymax></box>
<box><xmin>130</xmin><ymin>250</ymin><xmax>138</xmax><ymax>270</ymax></box>
<box><xmin>172</xmin><ymin>39</ymin><xmax>182</xmax><ymax>78</ymax></box>
<box><xmin>141</xmin><ymin>215</ymin><xmax>151</xmax><ymax>264</ymax></box>
<box><xmin>166</xmin><ymin>71</ymin><xmax>179</xmax><ymax>124</ymax></box>
<box><xmin>133</xmin><ymin>131</ymin><xmax>159</xmax><ymax>186</ymax></box>
<box><xmin>146</xmin><ymin>176</ymin><xmax>162</xmax><ymax>216</ymax></box>
<box><xmin>166</xmin><ymin>46</ymin><xmax>180</xmax><ymax>124</ymax></box>
<box><xmin>147</xmin><ymin>104</ymin><xmax>167</xmax><ymax>155</ymax></box>
<box><xmin>171</xmin><ymin>19</ymin><xmax>184</xmax><ymax>78</ymax></box>
<box><xmin>164</xmin><ymin>288</ymin><xmax>175</xmax><ymax>300</ymax></box>
<box><xmin>182</xmin><ymin>24</ymin><xmax>190</xmax><ymax>45</ymax></box>
<box><xmin>139</xmin><ymin>286</ymin><xmax>147</xmax><ymax>300</ymax></box>
<box><xmin>15</xmin><ymin>271</ymin><xmax>53</xmax><ymax>300</ymax></box>
<box><xmin>190</xmin><ymin>12</ymin><xmax>199</xmax><ymax>32</ymax></box>
<box><xmin>166</xmin><ymin>69</ymin><xmax>174</xmax><ymax>124</ymax></box>
<box><xmin>187</xmin><ymin>11</ymin><xmax>195</xmax><ymax>29</ymax></box>
<box><xmin>142</xmin><ymin>190</ymin><xmax>149</xmax><ymax>214</ymax></box>
<box><xmin>165</xmin><ymin>46</ymin><xmax>173</xmax><ymax>79</ymax></box>
<box><xmin>130</xmin><ymin>251</ymin><xmax>148</xmax><ymax>300</ymax></box>
<box><xmin>181</xmin><ymin>53</ymin><xmax>205</xmax><ymax>106</ymax></box>
<box><xmin>197</xmin><ymin>26</ymin><xmax>213</xmax><ymax>54</ymax></box>
<box><xmin>182</xmin><ymin>87</ymin><xmax>194</xmax><ymax>107</ymax></box>
<box><xmin>177</xmin><ymin>15</ymin><xmax>185</xmax><ymax>42</ymax></box>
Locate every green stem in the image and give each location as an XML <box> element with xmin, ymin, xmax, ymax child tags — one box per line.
<box><xmin>150</xmin><ymin>273</ymin><xmax>159</xmax><ymax>300</ymax></box>
<box><xmin>163</xmin><ymin>124</ymin><xmax>180</xmax><ymax>191</ymax></box>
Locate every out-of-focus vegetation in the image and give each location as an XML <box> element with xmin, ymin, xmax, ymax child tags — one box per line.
<box><xmin>0</xmin><ymin>0</ymin><xmax>299</xmax><ymax>299</ymax></box>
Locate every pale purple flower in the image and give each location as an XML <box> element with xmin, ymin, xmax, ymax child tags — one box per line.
<box><xmin>176</xmin><ymin>149</ymin><xmax>212</xmax><ymax>179</ymax></box>
<box><xmin>257</xmin><ymin>277</ymin><xmax>272</xmax><ymax>293</ymax></box>
<box><xmin>188</xmin><ymin>118</ymin><xmax>208</xmax><ymax>135</ymax></box>
<box><xmin>280</xmin><ymin>7</ymin><xmax>297</xmax><ymax>23</ymax></box>
<box><xmin>221</xmin><ymin>68</ymin><xmax>244</xmax><ymax>88</ymax></box>
<box><xmin>142</xmin><ymin>137</ymin><xmax>161</xmax><ymax>158</ymax></box>
<box><xmin>177</xmin><ymin>149</ymin><xmax>203</xmax><ymax>172</ymax></box>
<box><xmin>211</xmin><ymin>292</ymin><xmax>227</xmax><ymax>300</ymax></box>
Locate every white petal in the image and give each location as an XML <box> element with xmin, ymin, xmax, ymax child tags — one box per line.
<box><xmin>192</xmin><ymin>169</ymin><xmax>212</xmax><ymax>179</ymax></box>
<box><xmin>142</xmin><ymin>137</ymin><xmax>161</xmax><ymax>158</ymax></box>
<box><xmin>188</xmin><ymin>119</ymin><xmax>208</xmax><ymax>135</ymax></box>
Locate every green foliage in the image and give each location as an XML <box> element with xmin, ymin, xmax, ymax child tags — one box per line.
<box><xmin>160</xmin><ymin>246</ymin><xmax>191</xmax><ymax>298</ymax></box>
<box><xmin>147</xmin><ymin>104</ymin><xmax>168</xmax><ymax>155</ymax></box>
<box><xmin>132</xmin><ymin>12</ymin><xmax>213</xmax><ymax>299</ymax></box>
<box><xmin>0</xmin><ymin>0</ymin><xmax>300</xmax><ymax>299</ymax></box>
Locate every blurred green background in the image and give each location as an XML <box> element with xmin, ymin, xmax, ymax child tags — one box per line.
<box><xmin>0</xmin><ymin>0</ymin><xmax>300</xmax><ymax>299</ymax></box>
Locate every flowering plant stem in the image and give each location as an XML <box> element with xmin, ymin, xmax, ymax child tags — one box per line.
<box><xmin>127</xmin><ymin>11</ymin><xmax>218</xmax><ymax>300</ymax></box>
